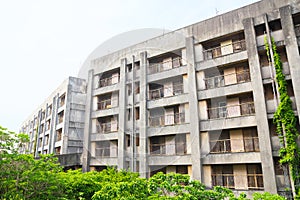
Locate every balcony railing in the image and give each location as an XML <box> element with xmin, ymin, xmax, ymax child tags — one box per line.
<box><xmin>96</xmin><ymin>122</ymin><xmax>118</xmax><ymax>133</ymax></box>
<box><xmin>148</xmin><ymin>57</ymin><xmax>182</xmax><ymax>74</ymax></box>
<box><xmin>150</xmin><ymin>142</ymin><xmax>187</xmax><ymax>155</ymax></box>
<box><xmin>98</xmin><ymin>75</ymin><xmax>120</xmax><ymax>88</ymax></box>
<box><xmin>97</xmin><ymin>99</ymin><xmax>113</xmax><ymax>110</ymax></box>
<box><xmin>95</xmin><ymin>146</ymin><xmax>118</xmax><ymax>157</ymax></box>
<box><xmin>207</xmin><ymin>102</ymin><xmax>255</xmax><ymax>119</ymax></box>
<box><xmin>149</xmin><ymin>113</ymin><xmax>185</xmax><ymax>127</ymax></box>
<box><xmin>204</xmin><ymin>70</ymin><xmax>250</xmax><ymax>89</ymax></box>
<box><xmin>148</xmin><ymin>83</ymin><xmax>184</xmax><ymax>100</ymax></box>
<box><xmin>203</xmin><ymin>40</ymin><xmax>246</xmax><ymax>60</ymax></box>
<box><xmin>212</xmin><ymin>173</ymin><xmax>264</xmax><ymax>190</ymax></box>
<box><xmin>210</xmin><ymin>137</ymin><xmax>259</xmax><ymax>153</ymax></box>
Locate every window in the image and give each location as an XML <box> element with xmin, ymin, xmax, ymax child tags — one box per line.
<box><xmin>56</xmin><ymin>128</ymin><xmax>62</xmax><ymax>141</ymax></box>
<box><xmin>212</xmin><ymin>165</ymin><xmax>234</xmax><ymax>189</ymax></box>
<box><xmin>247</xmin><ymin>164</ymin><xmax>264</xmax><ymax>189</ymax></box>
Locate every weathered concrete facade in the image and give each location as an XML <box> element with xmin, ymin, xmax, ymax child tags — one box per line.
<box><xmin>20</xmin><ymin>0</ymin><xmax>300</xmax><ymax>197</ymax></box>
<box><xmin>20</xmin><ymin>77</ymin><xmax>87</xmax><ymax>168</ymax></box>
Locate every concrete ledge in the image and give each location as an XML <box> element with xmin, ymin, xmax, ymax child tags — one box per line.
<box><xmin>91</xmin><ymin>107</ymin><xmax>119</xmax><ymax>118</ymax></box>
<box><xmin>56</xmin><ymin>153</ymin><xmax>82</xmax><ymax>167</ymax></box>
<box><xmin>196</xmin><ymin>51</ymin><xmax>248</xmax><ymax>71</ymax></box>
<box><xmin>90</xmin><ymin>132</ymin><xmax>118</xmax><ymax>141</ymax></box>
<box><xmin>147</xmin><ymin>66</ymin><xmax>187</xmax><ymax>83</ymax></box>
<box><xmin>93</xmin><ymin>83</ymin><xmax>120</xmax><ymax>96</ymax></box>
<box><xmin>147</xmin><ymin>123</ymin><xmax>190</xmax><ymax>137</ymax></box>
<box><xmin>201</xmin><ymin>152</ymin><xmax>260</xmax><ymax>165</ymax></box>
<box><xmin>90</xmin><ymin>157</ymin><xmax>118</xmax><ymax>166</ymax></box>
<box><xmin>148</xmin><ymin>154</ymin><xmax>192</xmax><ymax>165</ymax></box>
<box><xmin>200</xmin><ymin>115</ymin><xmax>257</xmax><ymax>131</ymax></box>
<box><xmin>198</xmin><ymin>82</ymin><xmax>252</xmax><ymax>100</ymax></box>
<box><xmin>147</xmin><ymin>94</ymin><xmax>189</xmax><ymax>109</ymax></box>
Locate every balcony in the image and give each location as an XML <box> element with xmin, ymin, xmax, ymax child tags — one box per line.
<box><xmin>97</xmin><ymin>75</ymin><xmax>119</xmax><ymax>88</ymax></box>
<box><xmin>148</xmin><ymin>57</ymin><xmax>182</xmax><ymax>74</ymax></box>
<box><xmin>95</xmin><ymin>146</ymin><xmax>118</xmax><ymax>158</ymax></box>
<box><xmin>208</xmin><ymin>102</ymin><xmax>255</xmax><ymax>119</ymax></box>
<box><xmin>149</xmin><ymin>113</ymin><xmax>185</xmax><ymax>127</ymax></box>
<box><xmin>148</xmin><ymin>83</ymin><xmax>184</xmax><ymax>100</ymax></box>
<box><xmin>96</xmin><ymin>122</ymin><xmax>118</xmax><ymax>134</ymax></box>
<box><xmin>204</xmin><ymin>70</ymin><xmax>250</xmax><ymax>90</ymax></box>
<box><xmin>211</xmin><ymin>173</ymin><xmax>263</xmax><ymax>190</ymax></box>
<box><xmin>150</xmin><ymin>142</ymin><xmax>187</xmax><ymax>155</ymax></box>
<box><xmin>210</xmin><ymin>137</ymin><xmax>259</xmax><ymax>153</ymax></box>
<box><xmin>97</xmin><ymin>99</ymin><xmax>113</xmax><ymax>110</ymax></box>
<box><xmin>203</xmin><ymin>40</ymin><xmax>246</xmax><ymax>60</ymax></box>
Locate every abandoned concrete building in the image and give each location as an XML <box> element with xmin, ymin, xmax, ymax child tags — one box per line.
<box><xmin>20</xmin><ymin>0</ymin><xmax>300</xmax><ymax>197</ymax></box>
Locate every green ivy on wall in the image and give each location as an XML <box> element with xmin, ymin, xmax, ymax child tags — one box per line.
<box><xmin>265</xmin><ymin>36</ymin><xmax>300</xmax><ymax>198</ymax></box>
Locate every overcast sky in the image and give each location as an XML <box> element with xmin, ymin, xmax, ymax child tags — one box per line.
<box><xmin>0</xmin><ymin>0</ymin><xmax>258</xmax><ymax>132</ymax></box>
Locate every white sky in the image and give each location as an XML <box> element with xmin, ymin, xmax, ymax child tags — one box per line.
<box><xmin>0</xmin><ymin>0</ymin><xmax>258</xmax><ymax>132</ymax></box>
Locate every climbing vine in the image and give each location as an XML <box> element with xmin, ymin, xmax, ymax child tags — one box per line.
<box><xmin>265</xmin><ymin>36</ymin><xmax>300</xmax><ymax>198</ymax></box>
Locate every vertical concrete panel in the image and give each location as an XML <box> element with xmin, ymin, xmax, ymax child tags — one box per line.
<box><xmin>181</xmin><ymin>48</ymin><xmax>187</xmax><ymax>65</ymax></box>
<box><xmin>188</xmin><ymin>165</ymin><xmax>193</xmax><ymax>178</ymax></box>
<box><xmin>82</xmin><ymin>70</ymin><xmax>94</xmax><ymax>172</ymax></box>
<box><xmin>186</xmin><ymin>37</ymin><xmax>202</xmax><ymax>181</ymax></box>
<box><xmin>233</xmin><ymin>165</ymin><xmax>247</xmax><ymax>189</ymax></box>
<box><xmin>184</xmin><ymin>103</ymin><xmax>190</xmax><ymax>123</ymax></box>
<box><xmin>243</xmin><ymin>18</ymin><xmax>277</xmax><ymax>193</ymax></box>
<box><xmin>199</xmin><ymin>100</ymin><xmax>208</xmax><ymax>120</ymax></box>
<box><xmin>200</xmin><ymin>132</ymin><xmax>210</xmax><ymax>155</ymax></box>
<box><xmin>183</xmin><ymin>74</ymin><xmax>189</xmax><ymax>93</ymax></box>
<box><xmin>118</xmin><ymin>58</ymin><xmax>127</xmax><ymax>169</ymax></box>
<box><xmin>164</xmin><ymin>82</ymin><xmax>173</xmax><ymax>97</ymax></box>
<box><xmin>230</xmin><ymin>129</ymin><xmax>244</xmax><ymax>152</ymax></box>
<box><xmin>91</xmin><ymin>142</ymin><xmax>95</xmax><ymax>157</ymax></box>
<box><xmin>194</xmin><ymin>44</ymin><xmax>204</xmax><ymax>62</ymax></box>
<box><xmin>93</xmin><ymin>96</ymin><xmax>98</xmax><ymax>111</ymax></box>
<box><xmin>224</xmin><ymin>67</ymin><xmax>237</xmax><ymax>85</ymax></box>
<box><xmin>221</xmin><ymin>40</ymin><xmax>233</xmax><ymax>55</ymax></box>
<box><xmin>111</xmin><ymin>92</ymin><xmax>119</xmax><ymax>107</ymax></box>
<box><xmin>186</xmin><ymin>133</ymin><xmax>191</xmax><ymax>154</ymax></box>
<box><xmin>165</xmin><ymin>136</ymin><xmax>175</xmax><ymax>155</ymax></box>
<box><xmin>202</xmin><ymin>165</ymin><xmax>212</xmax><ymax>188</ymax></box>
<box><xmin>139</xmin><ymin>52</ymin><xmax>148</xmax><ymax>178</ymax></box>
<box><xmin>280</xmin><ymin>6</ymin><xmax>300</xmax><ymax>121</ymax></box>
<box><xmin>227</xmin><ymin>97</ymin><xmax>240</xmax><ymax>117</ymax></box>
<box><xmin>91</xmin><ymin>119</ymin><xmax>96</xmax><ymax>133</ymax></box>
<box><xmin>197</xmin><ymin>71</ymin><xmax>206</xmax><ymax>90</ymax></box>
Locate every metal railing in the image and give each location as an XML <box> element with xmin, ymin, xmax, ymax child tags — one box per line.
<box><xmin>148</xmin><ymin>83</ymin><xmax>184</xmax><ymax>100</ymax></box>
<box><xmin>150</xmin><ymin>142</ymin><xmax>187</xmax><ymax>155</ymax></box>
<box><xmin>97</xmin><ymin>99</ymin><xmax>113</xmax><ymax>110</ymax></box>
<box><xmin>148</xmin><ymin>57</ymin><xmax>182</xmax><ymax>74</ymax></box>
<box><xmin>203</xmin><ymin>40</ymin><xmax>246</xmax><ymax>60</ymax></box>
<box><xmin>207</xmin><ymin>102</ymin><xmax>255</xmax><ymax>119</ymax></box>
<box><xmin>212</xmin><ymin>173</ymin><xmax>264</xmax><ymax>190</ymax></box>
<box><xmin>210</xmin><ymin>137</ymin><xmax>259</xmax><ymax>153</ymax></box>
<box><xmin>98</xmin><ymin>75</ymin><xmax>120</xmax><ymax>88</ymax></box>
<box><xmin>95</xmin><ymin>146</ymin><xmax>118</xmax><ymax>157</ymax></box>
<box><xmin>204</xmin><ymin>70</ymin><xmax>250</xmax><ymax>89</ymax></box>
<box><xmin>149</xmin><ymin>113</ymin><xmax>185</xmax><ymax>127</ymax></box>
<box><xmin>96</xmin><ymin>122</ymin><xmax>118</xmax><ymax>133</ymax></box>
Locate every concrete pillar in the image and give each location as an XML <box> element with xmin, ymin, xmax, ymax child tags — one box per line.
<box><xmin>62</xmin><ymin>83</ymin><xmax>72</xmax><ymax>154</ymax></box>
<box><xmin>243</xmin><ymin>18</ymin><xmax>277</xmax><ymax>193</ymax></box>
<box><xmin>118</xmin><ymin>58</ymin><xmax>127</xmax><ymax>169</ymax></box>
<box><xmin>139</xmin><ymin>51</ymin><xmax>148</xmax><ymax>178</ymax></box>
<box><xmin>82</xmin><ymin>69</ymin><xmax>94</xmax><ymax>172</ymax></box>
<box><xmin>280</xmin><ymin>6</ymin><xmax>300</xmax><ymax>121</ymax></box>
<box><xmin>48</xmin><ymin>96</ymin><xmax>57</xmax><ymax>154</ymax></box>
<box><xmin>185</xmin><ymin>37</ymin><xmax>202</xmax><ymax>181</ymax></box>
